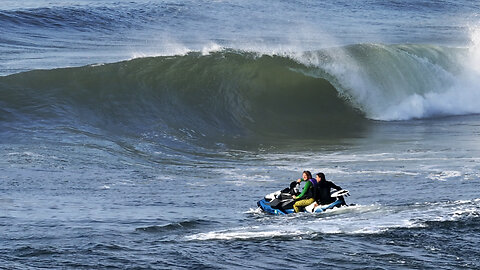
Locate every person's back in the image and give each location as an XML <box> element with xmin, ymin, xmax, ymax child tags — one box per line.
<box><xmin>314</xmin><ymin>173</ymin><xmax>342</xmax><ymax>205</ymax></box>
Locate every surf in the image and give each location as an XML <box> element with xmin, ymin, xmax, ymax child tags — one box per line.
<box><xmin>1</xmin><ymin>43</ymin><xmax>479</xmax><ymax>146</ymax></box>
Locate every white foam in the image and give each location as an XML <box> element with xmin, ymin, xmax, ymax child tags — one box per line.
<box><xmin>8</xmin><ymin>151</ymin><xmax>41</xmax><ymax>157</ymax></box>
<box><xmin>468</xmin><ymin>25</ymin><xmax>480</xmax><ymax>74</ymax></box>
<box><xmin>427</xmin><ymin>171</ymin><xmax>462</xmax><ymax>181</ymax></box>
<box><xmin>290</xmin><ymin>26</ymin><xmax>480</xmax><ymax>121</ymax></box>
<box><xmin>244</xmin><ymin>207</ymin><xmax>263</xmax><ymax>214</ymax></box>
<box><xmin>185</xmin><ymin>226</ymin><xmax>305</xmax><ymax>241</ymax></box>
<box><xmin>201</xmin><ymin>42</ymin><xmax>223</xmax><ymax>55</ymax></box>
<box><xmin>355</xmin><ymin>170</ymin><xmax>420</xmax><ymax>176</ymax></box>
<box><xmin>186</xmin><ymin>199</ymin><xmax>480</xmax><ymax>241</ymax></box>
<box><xmin>379</xmin><ymin>34</ymin><xmax>480</xmax><ymax>121</ymax></box>
<box><xmin>187</xmin><ymin>230</ymin><xmax>284</xmax><ymax>241</ymax></box>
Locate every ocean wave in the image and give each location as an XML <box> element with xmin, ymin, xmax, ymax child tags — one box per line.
<box><xmin>1</xmin><ymin>44</ymin><xmax>479</xmax><ymax>143</ymax></box>
<box><xmin>0</xmin><ymin>49</ymin><xmax>364</xmax><ymax>142</ymax></box>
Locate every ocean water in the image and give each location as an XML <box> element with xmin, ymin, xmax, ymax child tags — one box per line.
<box><xmin>1</xmin><ymin>0</ymin><xmax>480</xmax><ymax>269</ymax></box>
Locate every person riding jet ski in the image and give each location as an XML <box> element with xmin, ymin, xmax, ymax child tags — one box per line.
<box><xmin>257</xmin><ymin>171</ymin><xmax>349</xmax><ymax>215</ymax></box>
<box><xmin>312</xmin><ymin>172</ymin><xmax>342</xmax><ymax>207</ymax></box>
<box><xmin>292</xmin><ymin>170</ymin><xmax>316</xmax><ymax>212</ymax></box>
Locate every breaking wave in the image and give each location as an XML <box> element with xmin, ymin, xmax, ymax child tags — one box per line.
<box><xmin>1</xmin><ymin>42</ymin><xmax>480</xmax><ymax>144</ymax></box>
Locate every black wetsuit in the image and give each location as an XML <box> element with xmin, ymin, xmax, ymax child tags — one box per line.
<box><xmin>316</xmin><ymin>180</ymin><xmax>342</xmax><ymax>204</ymax></box>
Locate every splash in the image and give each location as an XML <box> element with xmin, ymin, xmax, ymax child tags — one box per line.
<box><xmin>186</xmin><ymin>199</ymin><xmax>480</xmax><ymax>241</ymax></box>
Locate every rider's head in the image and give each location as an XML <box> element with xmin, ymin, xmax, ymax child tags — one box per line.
<box><xmin>316</xmin><ymin>173</ymin><xmax>326</xmax><ymax>182</ymax></box>
<box><xmin>302</xmin><ymin>171</ymin><xmax>312</xmax><ymax>180</ymax></box>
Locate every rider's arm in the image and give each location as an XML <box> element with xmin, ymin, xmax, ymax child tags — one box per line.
<box><xmin>295</xmin><ymin>181</ymin><xmax>312</xmax><ymax>199</ymax></box>
<box><xmin>330</xmin><ymin>181</ymin><xmax>342</xmax><ymax>191</ymax></box>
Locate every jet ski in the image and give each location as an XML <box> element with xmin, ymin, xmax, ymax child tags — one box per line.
<box><xmin>257</xmin><ymin>181</ymin><xmax>350</xmax><ymax>215</ymax></box>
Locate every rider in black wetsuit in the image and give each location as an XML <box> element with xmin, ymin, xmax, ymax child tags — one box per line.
<box><xmin>315</xmin><ymin>173</ymin><xmax>342</xmax><ymax>205</ymax></box>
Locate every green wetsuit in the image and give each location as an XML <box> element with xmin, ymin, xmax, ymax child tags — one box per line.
<box><xmin>296</xmin><ymin>179</ymin><xmax>313</xmax><ymax>200</ymax></box>
<box><xmin>294</xmin><ymin>179</ymin><xmax>315</xmax><ymax>212</ymax></box>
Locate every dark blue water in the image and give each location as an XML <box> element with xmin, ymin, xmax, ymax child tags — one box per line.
<box><xmin>1</xmin><ymin>1</ymin><xmax>480</xmax><ymax>269</ymax></box>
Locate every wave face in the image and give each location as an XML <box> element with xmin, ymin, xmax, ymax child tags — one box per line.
<box><xmin>1</xmin><ymin>44</ymin><xmax>480</xmax><ymax>143</ymax></box>
<box><xmin>0</xmin><ymin>50</ymin><xmax>364</xmax><ymax>142</ymax></box>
